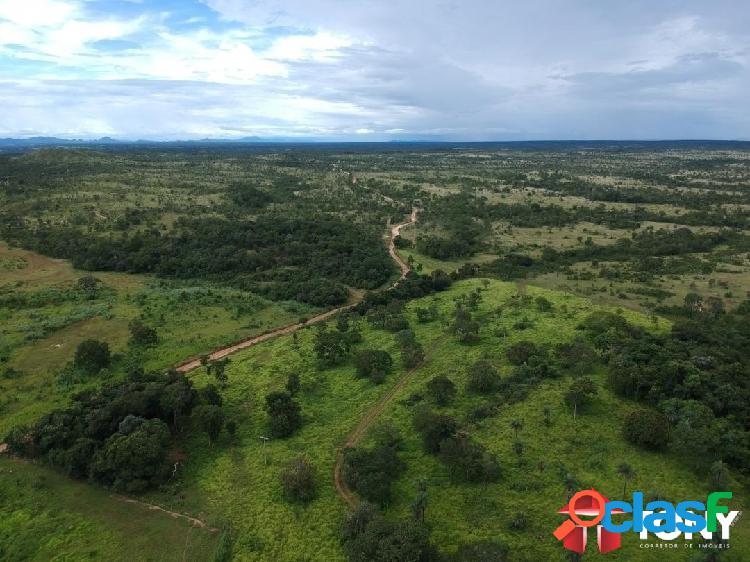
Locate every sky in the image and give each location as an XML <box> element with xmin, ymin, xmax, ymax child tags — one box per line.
<box><xmin>0</xmin><ymin>0</ymin><xmax>748</xmax><ymax>141</ymax></box>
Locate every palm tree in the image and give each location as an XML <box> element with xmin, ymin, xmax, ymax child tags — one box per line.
<box><xmin>617</xmin><ymin>462</ymin><xmax>635</xmax><ymax>496</ymax></box>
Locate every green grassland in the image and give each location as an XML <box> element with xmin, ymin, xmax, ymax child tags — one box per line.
<box><xmin>0</xmin><ymin>457</ymin><xmax>219</xmax><ymax>561</ymax></box>
<box><xmin>144</xmin><ymin>278</ymin><xmax>748</xmax><ymax>561</ymax></box>
<box><xmin>0</xmin><ymin>241</ymin><xmax>318</xmax><ymax>434</ymax></box>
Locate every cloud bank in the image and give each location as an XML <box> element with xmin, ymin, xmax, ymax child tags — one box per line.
<box><xmin>0</xmin><ymin>0</ymin><xmax>748</xmax><ymax>140</ymax></box>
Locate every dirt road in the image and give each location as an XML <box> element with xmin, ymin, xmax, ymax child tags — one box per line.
<box><xmin>332</xmin><ymin>335</ymin><xmax>445</xmax><ymax>507</ymax></box>
<box><xmin>175</xmin><ymin>209</ymin><xmax>418</xmax><ymax>373</ymax></box>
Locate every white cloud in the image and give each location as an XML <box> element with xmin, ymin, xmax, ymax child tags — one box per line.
<box><xmin>0</xmin><ymin>0</ymin><xmax>77</xmax><ymax>27</ymax></box>
<box><xmin>0</xmin><ymin>0</ymin><xmax>748</xmax><ymax>139</ymax></box>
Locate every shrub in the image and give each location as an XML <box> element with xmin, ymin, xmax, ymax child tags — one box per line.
<box><xmin>467</xmin><ymin>360</ymin><xmax>500</xmax><ymax>394</ymax></box>
<box><xmin>264</xmin><ymin>391</ymin><xmax>302</xmax><ymax>438</ymax></box>
<box><xmin>623</xmin><ymin>408</ymin><xmax>669</xmax><ymax>450</ymax></box>
<box><xmin>426</xmin><ymin>375</ymin><xmax>456</xmax><ymax>406</ymax></box>
<box><xmin>342</xmin><ymin>444</ymin><xmax>404</xmax><ymax>505</ymax></box>
<box><xmin>74</xmin><ymin>339</ymin><xmax>111</xmax><ymax>374</ymax></box>
<box><xmin>413</xmin><ymin>407</ymin><xmax>459</xmax><ymax>454</ymax></box>
<box><xmin>341</xmin><ymin>503</ymin><xmax>435</xmax><ymax>562</ymax></box>
<box><xmin>439</xmin><ymin>434</ymin><xmax>501</xmax><ymax>483</ymax></box>
<box><xmin>193</xmin><ymin>404</ymin><xmax>225</xmax><ymax>445</ymax></box>
<box><xmin>280</xmin><ymin>456</ymin><xmax>317</xmax><ymax>503</ymax></box>
<box><xmin>354</xmin><ymin>350</ymin><xmax>394</xmax><ymax>384</ymax></box>
<box><xmin>129</xmin><ymin>320</ymin><xmax>158</xmax><ymax>346</ymax></box>
<box><xmin>505</xmin><ymin>341</ymin><xmax>538</xmax><ymax>365</ymax></box>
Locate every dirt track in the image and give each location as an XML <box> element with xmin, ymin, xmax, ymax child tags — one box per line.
<box><xmin>332</xmin><ymin>336</ymin><xmax>445</xmax><ymax>507</ymax></box>
<box><xmin>174</xmin><ymin>208</ymin><xmax>417</xmax><ymax>374</ymax></box>
<box><xmin>172</xmin><ymin>208</ymin><xmax>420</xmax><ymax>509</ymax></box>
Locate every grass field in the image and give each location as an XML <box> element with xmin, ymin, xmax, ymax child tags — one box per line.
<box><xmin>142</xmin><ymin>278</ymin><xmax>748</xmax><ymax>561</ymax></box>
<box><xmin>0</xmin><ymin>457</ymin><xmax>219</xmax><ymax>561</ymax></box>
<box><xmin>0</xmin><ymin>243</ymin><xmax>319</xmax><ymax>435</ymax></box>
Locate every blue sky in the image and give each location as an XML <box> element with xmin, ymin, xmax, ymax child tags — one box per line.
<box><xmin>0</xmin><ymin>0</ymin><xmax>748</xmax><ymax>140</ymax></box>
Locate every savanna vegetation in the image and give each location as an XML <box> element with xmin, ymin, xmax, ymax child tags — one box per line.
<box><xmin>2</xmin><ymin>142</ymin><xmax>750</xmax><ymax>561</ymax></box>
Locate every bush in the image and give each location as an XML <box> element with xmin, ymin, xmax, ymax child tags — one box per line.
<box><xmin>535</xmin><ymin>296</ymin><xmax>553</xmax><ymax>312</ymax></box>
<box><xmin>426</xmin><ymin>375</ymin><xmax>456</xmax><ymax>406</ymax></box>
<box><xmin>354</xmin><ymin>350</ymin><xmax>394</xmax><ymax>384</ymax></box>
<box><xmin>623</xmin><ymin>408</ymin><xmax>670</xmax><ymax>450</ymax></box>
<box><xmin>265</xmin><ymin>391</ymin><xmax>302</xmax><ymax>438</ymax></box>
<box><xmin>74</xmin><ymin>339</ymin><xmax>111</xmax><ymax>374</ymax></box>
<box><xmin>439</xmin><ymin>434</ymin><xmax>501</xmax><ymax>483</ymax></box>
<box><xmin>341</xmin><ymin>503</ymin><xmax>436</xmax><ymax>562</ymax></box>
<box><xmin>505</xmin><ymin>341</ymin><xmax>538</xmax><ymax>365</ymax></box>
<box><xmin>342</xmin><ymin>444</ymin><xmax>404</xmax><ymax>505</ymax></box>
<box><xmin>314</xmin><ymin>329</ymin><xmax>352</xmax><ymax>367</ymax></box>
<box><xmin>280</xmin><ymin>456</ymin><xmax>317</xmax><ymax>503</ymax></box>
<box><xmin>129</xmin><ymin>320</ymin><xmax>158</xmax><ymax>346</ymax></box>
<box><xmin>414</xmin><ymin>407</ymin><xmax>459</xmax><ymax>454</ymax></box>
<box><xmin>193</xmin><ymin>404</ymin><xmax>225</xmax><ymax>445</ymax></box>
<box><xmin>467</xmin><ymin>360</ymin><xmax>500</xmax><ymax>394</ymax></box>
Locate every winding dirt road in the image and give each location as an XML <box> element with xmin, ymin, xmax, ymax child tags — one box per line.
<box><xmin>173</xmin><ymin>207</ymin><xmax>422</xmax><ymax>508</ymax></box>
<box><xmin>175</xmin><ymin>208</ymin><xmax>418</xmax><ymax>373</ymax></box>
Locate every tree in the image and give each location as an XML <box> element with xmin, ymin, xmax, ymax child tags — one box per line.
<box><xmin>543</xmin><ymin>405</ymin><xmax>552</xmax><ymax>426</ymax></box>
<box><xmin>341</xmin><ymin>503</ymin><xmax>436</xmax><ymax>562</ymax></box>
<box><xmin>413</xmin><ymin>407</ymin><xmax>459</xmax><ymax>454</ymax></box>
<box><xmin>226</xmin><ymin>420</ymin><xmax>237</xmax><ymax>441</ymax></box>
<box><xmin>354</xmin><ymin>350</ymin><xmax>393</xmax><ymax>384</ymax></box>
<box><xmin>89</xmin><ymin>418</ymin><xmax>171</xmax><ymax>492</ymax></box>
<box><xmin>194</xmin><ymin>404</ymin><xmax>224</xmax><ymax>445</ymax></box>
<box><xmin>564</xmin><ymin>376</ymin><xmax>598</xmax><ymax>417</ymax></box>
<box><xmin>439</xmin><ymin>433</ymin><xmax>501</xmax><ymax>483</ymax></box>
<box><xmin>401</xmin><ymin>343</ymin><xmax>425</xmax><ymax>369</ymax></box>
<box><xmin>617</xmin><ymin>462</ymin><xmax>634</xmax><ymax>496</ymax></box>
<box><xmin>342</xmin><ymin>444</ymin><xmax>404</xmax><ymax>505</ymax></box>
<box><xmin>280</xmin><ymin>456</ymin><xmax>317</xmax><ymax>503</ymax></box>
<box><xmin>505</xmin><ymin>341</ymin><xmax>538</xmax><ymax>365</ymax></box>
<box><xmin>314</xmin><ymin>329</ymin><xmax>352</xmax><ymax>367</ymax></box>
<box><xmin>129</xmin><ymin>319</ymin><xmax>158</xmax><ymax>346</ymax></box>
<box><xmin>208</xmin><ymin>359</ymin><xmax>229</xmax><ymax>386</ymax></box>
<box><xmin>159</xmin><ymin>379</ymin><xmax>195</xmax><ymax>430</ymax></box>
<box><xmin>265</xmin><ymin>391</ymin><xmax>302</xmax><ymax>438</ymax></box>
<box><xmin>74</xmin><ymin>339</ymin><xmax>111</xmax><ymax>374</ymax></box>
<box><xmin>623</xmin><ymin>408</ymin><xmax>669</xmax><ymax>450</ymax></box>
<box><xmin>450</xmin><ymin>307</ymin><xmax>480</xmax><ymax>344</ymax></box>
<box><xmin>199</xmin><ymin>383</ymin><xmax>223</xmax><ymax>406</ymax></box>
<box><xmin>467</xmin><ymin>360</ymin><xmax>500</xmax><ymax>394</ymax></box>
<box><xmin>426</xmin><ymin>375</ymin><xmax>456</xmax><ymax>406</ymax></box>
<box><xmin>554</xmin><ymin>338</ymin><xmax>596</xmax><ymax>371</ymax></box>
